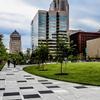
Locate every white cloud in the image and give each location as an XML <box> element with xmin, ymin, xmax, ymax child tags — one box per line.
<box><xmin>0</xmin><ymin>0</ymin><xmax>39</xmax><ymax>50</ymax></box>
<box><xmin>22</xmin><ymin>35</ymin><xmax>31</xmax><ymax>50</ymax></box>
<box><xmin>3</xmin><ymin>34</ymin><xmax>9</xmax><ymax>49</ymax></box>
<box><xmin>69</xmin><ymin>16</ymin><xmax>100</xmax><ymax>31</ymax></box>
<box><xmin>69</xmin><ymin>18</ymin><xmax>81</xmax><ymax>30</ymax></box>
<box><xmin>0</xmin><ymin>0</ymin><xmax>40</xmax><ymax>32</ymax></box>
<box><xmin>78</xmin><ymin>18</ymin><xmax>100</xmax><ymax>28</ymax></box>
<box><xmin>0</xmin><ymin>0</ymin><xmax>39</xmax><ymax>29</ymax></box>
<box><xmin>0</xmin><ymin>0</ymin><xmax>100</xmax><ymax>50</ymax></box>
<box><xmin>0</xmin><ymin>0</ymin><xmax>38</xmax><ymax>17</ymax></box>
<box><xmin>0</xmin><ymin>18</ymin><xmax>28</xmax><ymax>31</ymax></box>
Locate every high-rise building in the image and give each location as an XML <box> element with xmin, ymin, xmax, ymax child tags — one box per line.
<box><xmin>49</xmin><ymin>0</ymin><xmax>69</xmax><ymax>12</ymax></box>
<box><xmin>31</xmin><ymin>0</ymin><xmax>69</xmax><ymax>56</ymax></box>
<box><xmin>31</xmin><ymin>10</ymin><xmax>47</xmax><ymax>50</ymax></box>
<box><xmin>10</xmin><ymin>30</ymin><xmax>21</xmax><ymax>53</ymax></box>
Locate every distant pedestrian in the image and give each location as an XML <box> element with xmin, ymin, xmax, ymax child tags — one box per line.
<box><xmin>7</xmin><ymin>60</ymin><xmax>10</xmax><ymax>68</ymax></box>
<box><xmin>64</xmin><ymin>58</ymin><xmax>67</xmax><ymax>64</ymax></box>
<box><xmin>13</xmin><ymin>60</ymin><xmax>16</xmax><ymax>68</ymax></box>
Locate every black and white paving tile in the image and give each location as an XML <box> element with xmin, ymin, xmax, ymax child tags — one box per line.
<box><xmin>0</xmin><ymin>64</ymin><xmax>100</xmax><ymax>100</ymax></box>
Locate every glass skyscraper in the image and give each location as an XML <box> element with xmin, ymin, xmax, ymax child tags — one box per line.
<box><xmin>31</xmin><ymin>10</ymin><xmax>47</xmax><ymax>50</ymax></box>
<box><xmin>31</xmin><ymin>0</ymin><xmax>69</xmax><ymax>56</ymax></box>
<box><xmin>49</xmin><ymin>0</ymin><xmax>69</xmax><ymax>13</ymax></box>
<box><xmin>49</xmin><ymin>11</ymin><xmax>57</xmax><ymax>39</ymax></box>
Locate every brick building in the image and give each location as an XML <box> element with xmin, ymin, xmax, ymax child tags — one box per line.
<box><xmin>70</xmin><ymin>32</ymin><xmax>100</xmax><ymax>58</ymax></box>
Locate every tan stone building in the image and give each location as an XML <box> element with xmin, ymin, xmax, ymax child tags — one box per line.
<box><xmin>10</xmin><ymin>30</ymin><xmax>21</xmax><ymax>53</ymax></box>
<box><xmin>87</xmin><ymin>38</ymin><xmax>100</xmax><ymax>58</ymax></box>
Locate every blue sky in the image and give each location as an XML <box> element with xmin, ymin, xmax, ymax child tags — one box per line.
<box><xmin>0</xmin><ymin>0</ymin><xmax>100</xmax><ymax>51</ymax></box>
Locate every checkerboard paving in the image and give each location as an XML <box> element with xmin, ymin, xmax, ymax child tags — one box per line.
<box><xmin>0</xmin><ymin>64</ymin><xmax>100</xmax><ymax>100</ymax></box>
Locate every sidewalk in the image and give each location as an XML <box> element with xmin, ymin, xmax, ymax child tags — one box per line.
<box><xmin>0</xmin><ymin>64</ymin><xmax>100</xmax><ymax>100</ymax></box>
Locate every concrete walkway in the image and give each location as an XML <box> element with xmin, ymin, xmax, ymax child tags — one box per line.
<box><xmin>0</xmin><ymin>64</ymin><xmax>100</xmax><ymax>100</ymax></box>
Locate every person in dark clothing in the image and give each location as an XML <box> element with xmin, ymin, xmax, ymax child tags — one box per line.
<box><xmin>7</xmin><ymin>60</ymin><xmax>10</xmax><ymax>68</ymax></box>
<box><xmin>13</xmin><ymin>60</ymin><xmax>16</xmax><ymax>68</ymax></box>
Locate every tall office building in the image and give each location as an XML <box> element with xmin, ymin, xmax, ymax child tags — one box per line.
<box><xmin>10</xmin><ymin>30</ymin><xmax>21</xmax><ymax>53</ymax></box>
<box><xmin>31</xmin><ymin>0</ymin><xmax>69</xmax><ymax>56</ymax></box>
<box><xmin>49</xmin><ymin>0</ymin><xmax>69</xmax><ymax>12</ymax></box>
<box><xmin>31</xmin><ymin>10</ymin><xmax>47</xmax><ymax>50</ymax></box>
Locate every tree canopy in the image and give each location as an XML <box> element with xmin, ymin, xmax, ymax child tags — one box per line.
<box><xmin>0</xmin><ymin>40</ymin><xmax>8</xmax><ymax>64</ymax></box>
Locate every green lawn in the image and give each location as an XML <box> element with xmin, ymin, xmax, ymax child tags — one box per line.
<box><xmin>23</xmin><ymin>62</ymin><xmax>100</xmax><ymax>86</ymax></box>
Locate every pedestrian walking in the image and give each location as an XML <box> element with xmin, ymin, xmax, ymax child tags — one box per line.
<box><xmin>7</xmin><ymin>60</ymin><xmax>10</xmax><ymax>68</ymax></box>
<box><xmin>13</xmin><ymin>60</ymin><xmax>16</xmax><ymax>68</ymax></box>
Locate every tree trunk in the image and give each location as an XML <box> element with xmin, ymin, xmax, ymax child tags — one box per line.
<box><xmin>61</xmin><ymin>62</ymin><xmax>63</xmax><ymax>74</ymax></box>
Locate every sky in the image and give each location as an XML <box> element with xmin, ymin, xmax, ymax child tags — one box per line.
<box><xmin>0</xmin><ymin>0</ymin><xmax>100</xmax><ymax>51</ymax></box>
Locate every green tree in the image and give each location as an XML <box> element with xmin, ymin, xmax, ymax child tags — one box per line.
<box><xmin>9</xmin><ymin>52</ymin><xmax>27</xmax><ymax>65</ymax></box>
<box><xmin>57</xmin><ymin>38</ymin><xmax>76</xmax><ymax>75</ymax></box>
<box><xmin>0</xmin><ymin>40</ymin><xmax>8</xmax><ymax>64</ymax></box>
<box><xmin>67</xmin><ymin>41</ymin><xmax>77</xmax><ymax>57</ymax></box>
<box><xmin>25</xmin><ymin>48</ymin><xmax>31</xmax><ymax>63</ymax></box>
<box><xmin>57</xmin><ymin>38</ymin><xmax>68</xmax><ymax>74</ymax></box>
<box><xmin>35</xmin><ymin>44</ymin><xmax>49</xmax><ymax>70</ymax></box>
<box><xmin>30</xmin><ymin>51</ymin><xmax>36</xmax><ymax>64</ymax></box>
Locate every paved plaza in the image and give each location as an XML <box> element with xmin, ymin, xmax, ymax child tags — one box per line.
<box><xmin>0</xmin><ymin>64</ymin><xmax>100</xmax><ymax>100</ymax></box>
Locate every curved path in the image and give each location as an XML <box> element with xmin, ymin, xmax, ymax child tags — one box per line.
<box><xmin>0</xmin><ymin>64</ymin><xmax>100</xmax><ymax>100</ymax></box>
